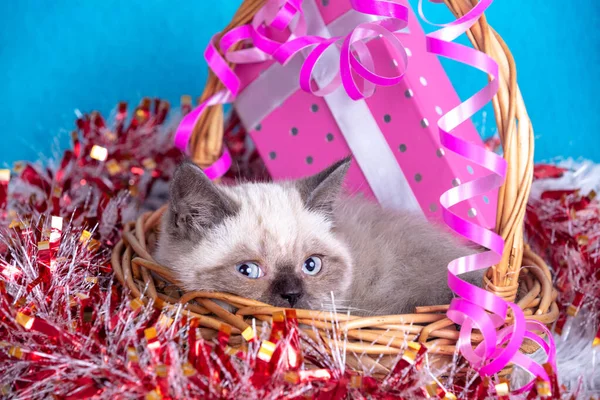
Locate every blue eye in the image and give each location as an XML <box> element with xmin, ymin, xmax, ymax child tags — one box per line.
<box><xmin>236</xmin><ymin>262</ymin><xmax>263</xmax><ymax>279</ymax></box>
<box><xmin>302</xmin><ymin>256</ymin><xmax>322</xmax><ymax>276</ymax></box>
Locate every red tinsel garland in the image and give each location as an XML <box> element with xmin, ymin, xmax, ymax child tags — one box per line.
<box><xmin>525</xmin><ymin>164</ymin><xmax>600</xmax><ymax>346</ymax></box>
<box><xmin>0</xmin><ymin>101</ymin><xmax>563</xmax><ymax>399</ymax></box>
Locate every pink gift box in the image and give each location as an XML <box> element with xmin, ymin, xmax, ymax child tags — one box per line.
<box><xmin>232</xmin><ymin>0</ymin><xmax>498</xmax><ymax>229</ymax></box>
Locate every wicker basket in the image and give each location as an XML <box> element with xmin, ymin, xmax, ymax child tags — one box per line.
<box><xmin>112</xmin><ymin>0</ymin><xmax>558</xmax><ymax>377</ymax></box>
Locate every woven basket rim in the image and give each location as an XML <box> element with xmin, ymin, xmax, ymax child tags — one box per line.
<box><xmin>112</xmin><ymin>205</ymin><xmax>559</xmax><ymax>367</ymax></box>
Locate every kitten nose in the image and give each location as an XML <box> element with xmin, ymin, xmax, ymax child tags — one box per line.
<box><xmin>280</xmin><ymin>292</ymin><xmax>302</xmax><ymax>307</ymax></box>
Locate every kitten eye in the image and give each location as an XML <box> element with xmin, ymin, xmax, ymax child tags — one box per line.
<box><xmin>302</xmin><ymin>256</ymin><xmax>322</xmax><ymax>276</ymax></box>
<box><xmin>236</xmin><ymin>262</ymin><xmax>263</xmax><ymax>279</ymax></box>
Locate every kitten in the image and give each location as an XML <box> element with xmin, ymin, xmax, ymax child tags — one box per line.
<box><xmin>154</xmin><ymin>158</ymin><xmax>483</xmax><ymax>315</ymax></box>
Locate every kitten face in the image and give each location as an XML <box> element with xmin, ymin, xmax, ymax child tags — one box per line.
<box><xmin>155</xmin><ymin>159</ymin><xmax>354</xmax><ymax>309</ymax></box>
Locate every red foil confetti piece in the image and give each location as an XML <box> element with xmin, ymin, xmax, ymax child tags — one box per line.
<box><xmin>566</xmin><ymin>291</ymin><xmax>585</xmax><ymax>317</ymax></box>
<box><xmin>544</xmin><ymin>363</ymin><xmax>561</xmax><ymax>400</ymax></box>
<box><xmin>0</xmin><ymin>169</ymin><xmax>9</xmax><ymax>211</ymax></box>
<box><xmin>533</xmin><ymin>164</ymin><xmax>568</xmax><ymax>180</ymax></box>
<box><xmin>554</xmin><ymin>312</ymin><xmax>568</xmax><ymax>336</ymax></box>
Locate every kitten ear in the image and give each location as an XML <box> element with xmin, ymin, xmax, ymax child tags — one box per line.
<box><xmin>296</xmin><ymin>157</ymin><xmax>351</xmax><ymax>217</ymax></box>
<box><xmin>168</xmin><ymin>161</ymin><xmax>238</xmax><ymax>240</ymax></box>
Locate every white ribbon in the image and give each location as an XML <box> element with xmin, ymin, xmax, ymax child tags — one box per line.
<box><xmin>234</xmin><ymin>1</ymin><xmax>421</xmax><ymax>212</ymax></box>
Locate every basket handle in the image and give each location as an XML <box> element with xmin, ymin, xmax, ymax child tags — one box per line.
<box><xmin>188</xmin><ymin>0</ymin><xmax>266</xmax><ymax>168</ymax></box>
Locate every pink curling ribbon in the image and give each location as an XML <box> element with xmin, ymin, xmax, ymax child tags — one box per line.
<box><xmin>173</xmin><ymin>37</ymin><xmax>235</xmax><ymax>180</ymax></box>
<box><xmin>419</xmin><ymin>0</ymin><xmax>556</xmax><ymax>392</ymax></box>
<box><xmin>222</xmin><ymin>0</ymin><xmax>409</xmax><ymax>99</ymax></box>
<box><xmin>174</xmin><ymin>0</ymin><xmax>412</xmax><ymax>156</ymax></box>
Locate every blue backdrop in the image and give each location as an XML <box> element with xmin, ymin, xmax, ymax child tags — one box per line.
<box><xmin>1</xmin><ymin>0</ymin><xmax>598</xmax><ymax>167</ymax></box>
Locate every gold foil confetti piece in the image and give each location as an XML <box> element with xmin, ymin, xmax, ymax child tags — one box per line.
<box><xmin>495</xmin><ymin>381</ymin><xmax>510</xmax><ymax>396</ymax></box>
<box><xmin>284</xmin><ymin>372</ymin><xmax>300</xmax><ymax>384</ymax></box>
<box><xmin>182</xmin><ymin>363</ymin><xmax>196</xmax><ymax>376</ymax></box>
<box><xmin>16</xmin><ymin>312</ymin><xmax>34</xmax><ymax>329</ymax></box>
<box><xmin>157</xmin><ymin>315</ymin><xmax>174</xmax><ymax>329</ymax></box>
<box><xmin>0</xmin><ymin>169</ymin><xmax>10</xmax><ymax>182</ymax></box>
<box><xmin>142</xmin><ymin>158</ymin><xmax>157</xmax><ymax>170</ymax></box>
<box><xmin>145</xmin><ymin>389</ymin><xmax>162</xmax><ymax>400</ymax></box>
<box><xmin>401</xmin><ymin>341</ymin><xmax>422</xmax><ymax>364</ymax></box>
<box><xmin>9</xmin><ymin>346</ymin><xmax>23</xmax><ymax>359</ymax></box>
<box><xmin>144</xmin><ymin>327</ymin><xmax>158</xmax><ymax>341</ymax></box>
<box><xmin>241</xmin><ymin>327</ymin><xmax>256</xmax><ymax>342</ymax></box>
<box><xmin>155</xmin><ymin>364</ymin><xmax>168</xmax><ymax>378</ymax></box>
<box><xmin>257</xmin><ymin>340</ymin><xmax>276</xmax><ymax>362</ymax></box>
<box><xmin>130</xmin><ymin>298</ymin><xmax>144</xmax><ymax>311</ymax></box>
<box><xmin>127</xmin><ymin>347</ymin><xmax>139</xmax><ymax>363</ymax></box>
<box><xmin>106</xmin><ymin>159</ymin><xmax>122</xmax><ymax>175</ymax></box>
<box><xmin>89</xmin><ymin>145</ymin><xmax>108</xmax><ymax>161</ymax></box>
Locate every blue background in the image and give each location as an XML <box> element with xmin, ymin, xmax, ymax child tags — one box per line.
<box><xmin>1</xmin><ymin>0</ymin><xmax>598</xmax><ymax>167</ymax></box>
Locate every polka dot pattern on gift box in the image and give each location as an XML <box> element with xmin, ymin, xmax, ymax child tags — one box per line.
<box><xmin>363</xmin><ymin>73</ymin><xmax>496</xmax><ymax>226</ymax></box>
<box><xmin>243</xmin><ymin>17</ymin><xmax>498</xmax><ymax>231</ymax></box>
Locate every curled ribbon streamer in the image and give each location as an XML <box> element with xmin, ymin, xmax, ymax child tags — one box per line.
<box><xmin>174</xmin><ymin>0</ymin><xmax>412</xmax><ymax>154</ymax></box>
<box><xmin>173</xmin><ymin>37</ymin><xmax>235</xmax><ymax>180</ymax></box>
<box><xmin>420</xmin><ymin>0</ymin><xmax>556</xmax><ymax>391</ymax></box>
